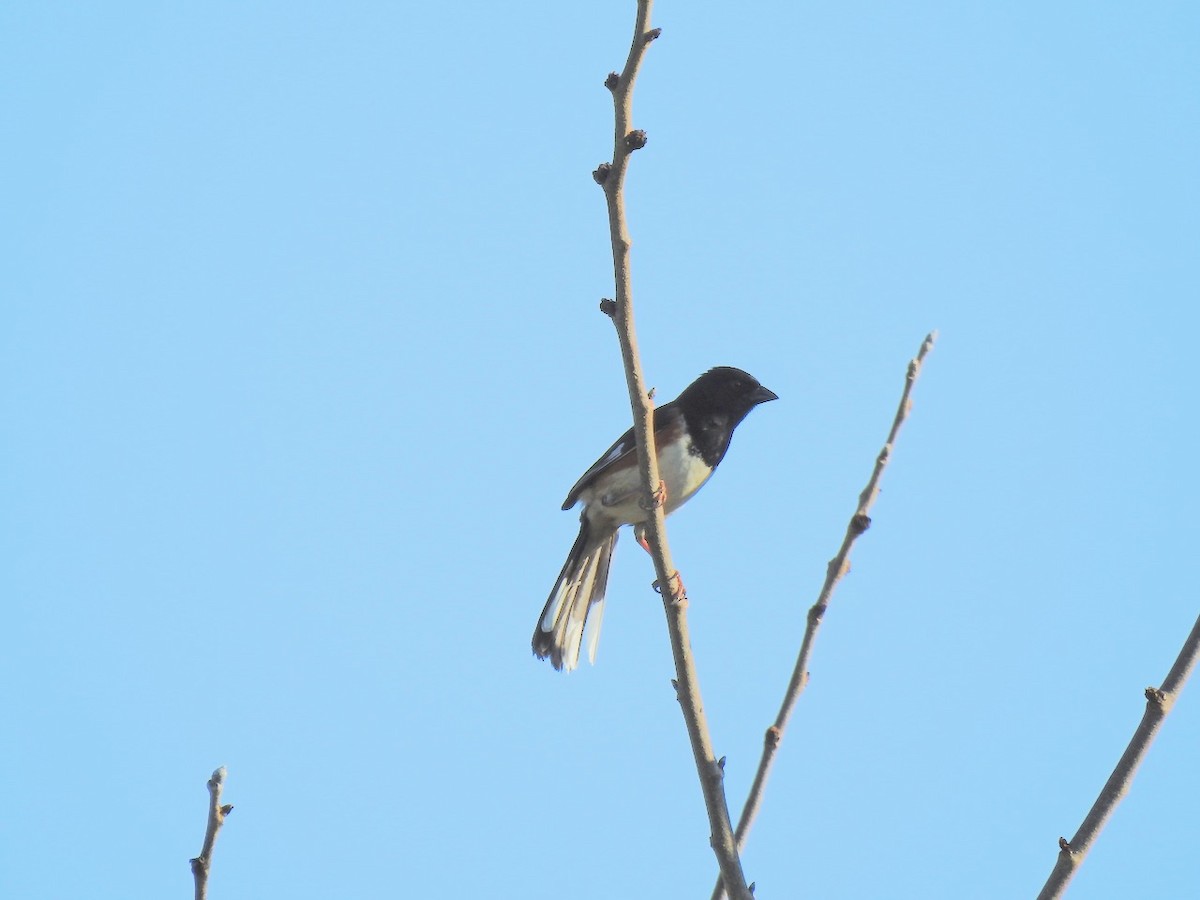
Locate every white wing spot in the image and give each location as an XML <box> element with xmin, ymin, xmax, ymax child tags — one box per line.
<box><xmin>602</xmin><ymin>441</ymin><xmax>627</xmax><ymax>464</ymax></box>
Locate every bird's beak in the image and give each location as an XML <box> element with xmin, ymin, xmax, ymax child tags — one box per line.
<box><xmin>753</xmin><ymin>385</ymin><xmax>779</xmax><ymax>405</ymax></box>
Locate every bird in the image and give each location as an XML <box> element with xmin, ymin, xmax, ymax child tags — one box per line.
<box><xmin>532</xmin><ymin>366</ymin><xmax>778</xmax><ymax>671</ymax></box>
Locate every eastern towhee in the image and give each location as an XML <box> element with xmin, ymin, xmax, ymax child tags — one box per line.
<box><xmin>533</xmin><ymin>366</ymin><xmax>777</xmax><ymax>671</ymax></box>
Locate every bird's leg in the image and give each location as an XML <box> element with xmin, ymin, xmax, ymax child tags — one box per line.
<box><xmin>651</xmin><ymin>479</ymin><xmax>667</xmax><ymax>509</ymax></box>
<box><xmin>635</xmin><ymin>480</ymin><xmax>667</xmax><ymax>554</ymax></box>
<box><xmin>636</xmin><ymin>527</ymin><xmax>651</xmax><ymax>554</ymax></box>
<box><xmin>638</xmin><ymin>479</ymin><xmax>667</xmax><ymax>514</ymax></box>
<box><xmin>634</xmin><ymin>529</ymin><xmax>687</xmax><ymax>603</ymax></box>
<box><xmin>652</xmin><ymin>570</ymin><xmax>688</xmax><ymax>602</ymax></box>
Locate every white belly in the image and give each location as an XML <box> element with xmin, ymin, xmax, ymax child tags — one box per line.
<box><xmin>581</xmin><ymin>435</ymin><xmax>713</xmax><ymax>529</ymax></box>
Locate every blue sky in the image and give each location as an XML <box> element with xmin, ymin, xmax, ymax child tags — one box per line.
<box><xmin>3</xmin><ymin>3</ymin><xmax>1198</xmax><ymax>898</ymax></box>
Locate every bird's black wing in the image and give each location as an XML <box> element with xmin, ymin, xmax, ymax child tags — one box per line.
<box><xmin>560</xmin><ymin>402</ymin><xmax>683</xmax><ymax>510</ymax></box>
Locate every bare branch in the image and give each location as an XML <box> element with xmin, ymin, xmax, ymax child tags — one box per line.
<box><xmin>190</xmin><ymin>766</ymin><xmax>233</xmax><ymax>900</ymax></box>
<box><xmin>713</xmin><ymin>331</ymin><xmax>937</xmax><ymax>900</ymax></box>
<box><xmin>596</xmin><ymin>3</ymin><xmax>751</xmax><ymax>898</ymax></box>
<box><xmin>1037</xmin><ymin>613</ymin><xmax>1200</xmax><ymax>899</ymax></box>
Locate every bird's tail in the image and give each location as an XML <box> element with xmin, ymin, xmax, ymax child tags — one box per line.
<box><xmin>532</xmin><ymin>520</ymin><xmax>619</xmax><ymax>671</ymax></box>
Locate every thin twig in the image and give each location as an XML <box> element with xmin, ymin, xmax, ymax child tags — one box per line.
<box><xmin>190</xmin><ymin>766</ymin><xmax>233</xmax><ymax>900</ymax></box>
<box><xmin>595</xmin><ymin>4</ymin><xmax>751</xmax><ymax>899</ymax></box>
<box><xmin>712</xmin><ymin>331</ymin><xmax>936</xmax><ymax>900</ymax></box>
<box><xmin>1036</xmin><ymin>612</ymin><xmax>1200</xmax><ymax>899</ymax></box>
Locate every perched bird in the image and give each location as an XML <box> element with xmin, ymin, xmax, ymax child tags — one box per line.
<box><xmin>533</xmin><ymin>366</ymin><xmax>778</xmax><ymax>671</ymax></box>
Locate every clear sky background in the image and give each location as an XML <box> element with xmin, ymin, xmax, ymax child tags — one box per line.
<box><xmin>3</xmin><ymin>3</ymin><xmax>1197</xmax><ymax>898</ymax></box>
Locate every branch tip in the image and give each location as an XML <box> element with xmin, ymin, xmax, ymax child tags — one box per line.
<box><xmin>599</xmin><ymin>298</ymin><xmax>617</xmax><ymax>317</ymax></box>
<box><xmin>644</xmin><ymin>27</ymin><xmax>663</xmax><ymax>44</ymax></box>
<box><xmin>717</xmin><ymin>756</ymin><xmax>726</xmax><ymax>771</ymax></box>
<box><xmin>193</xmin><ymin>766</ymin><xmax>232</xmax><ymax>900</ymax></box>
<box><xmin>604</xmin><ymin>72</ymin><xmax>620</xmax><ymax>91</ymax></box>
<box><xmin>1058</xmin><ymin>837</ymin><xmax>1071</xmax><ymax>851</ymax></box>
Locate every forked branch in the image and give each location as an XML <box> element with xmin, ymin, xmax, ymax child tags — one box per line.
<box><xmin>713</xmin><ymin>331</ymin><xmax>936</xmax><ymax>900</ymax></box>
